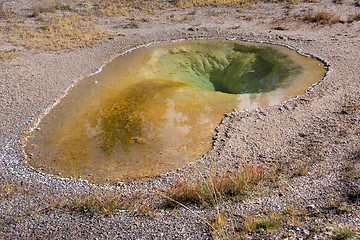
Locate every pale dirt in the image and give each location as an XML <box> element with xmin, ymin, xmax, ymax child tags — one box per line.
<box><xmin>0</xmin><ymin>0</ymin><xmax>359</xmax><ymax>239</ymax></box>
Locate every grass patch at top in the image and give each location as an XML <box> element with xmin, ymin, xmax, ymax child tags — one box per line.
<box><xmin>5</xmin><ymin>13</ymin><xmax>113</xmax><ymax>52</ymax></box>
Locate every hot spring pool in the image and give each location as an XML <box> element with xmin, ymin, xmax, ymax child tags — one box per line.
<box><xmin>25</xmin><ymin>39</ymin><xmax>326</xmax><ymax>184</ymax></box>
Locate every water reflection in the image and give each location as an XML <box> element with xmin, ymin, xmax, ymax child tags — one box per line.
<box><xmin>25</xmin><ymin>39</ymin><xmax>326</xmax><ymax>184</ymax></box>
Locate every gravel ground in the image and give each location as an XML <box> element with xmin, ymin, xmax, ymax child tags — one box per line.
<box><xmin>0</xmin><ymin>0</ymin><xmax>359</xmax><ymax>239</ymax></box>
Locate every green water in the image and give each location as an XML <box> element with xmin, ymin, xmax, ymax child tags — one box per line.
<box><xmin>25</xmin><ymin>39</ymin><xmax>326</xmax><ymax>184</ymax></box>
<box><xmin>155</xmin><ymin>42</ymin><xmax>301</xmax><ymax>94</ymax></box>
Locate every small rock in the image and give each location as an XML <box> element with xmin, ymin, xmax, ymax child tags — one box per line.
<box><xmin>306</xmin><ymin>204</ymin><xmax>316</xmax><ymax>210</ymax></box>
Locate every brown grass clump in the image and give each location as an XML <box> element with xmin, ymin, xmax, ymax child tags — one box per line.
<box><xmin>5</xmin><ymin>13</ymin><xmax>113</xmax><ymax>52</ymax></box>
<box><xmin>301</xmin><ymin>11</ymin><xmax>341</xmax><ymax>25</ymax></box>
<box><xmin>164</xmin><ymin>165</ymin><xmax>265</xmax><ymax>207</ymax></box>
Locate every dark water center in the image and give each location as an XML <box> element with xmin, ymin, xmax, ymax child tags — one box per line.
<box><xmin>25</xmin><ymin>39</ymin><xmax>326</xmax><ymax>184</ymax></box>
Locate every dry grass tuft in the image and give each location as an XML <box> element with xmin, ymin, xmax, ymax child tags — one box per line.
<box><xmin>5</xmin><ymin>13</ymin><xmax>113</xmax><ymax>52</ymax></box>
<box><xmin>333</xmin><ymin>226</ymin><xmax>359</xmax><ymax>240</ymax></box>
<box><xmin>0</xmin><ymin>49</ymin><xmax>17</xmax><ymax>62</ymax></box>
<box><xmin>208</xmin><ymin>212</ymin><xmax>228</xmax><ymax>233</ymax></box>
<box><xmin>301</xmin><ymin>11</ymin><xmax>341</xmax><ymax>25</ymax></box>
<box><xmin>164</xmin><ymin>165</ymin><xmax>265</xmax><ymax>207</ymax></box>
<box><xmin>70</xmin><ymin>191</ymin><xmax>154</xmax><ymax>215</ymax></box>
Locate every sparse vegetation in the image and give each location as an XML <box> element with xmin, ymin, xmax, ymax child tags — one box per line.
<box><xmin>348</xmin><ymin>14</ymin><xmax>360</xmax><ymax>23</ymax></box>
<box><xmin>241</xmin><ymin>214</ymin><xmax>282</xmax><ymax>234</ymax></box>
<box><xmin>333</xmin><ymin>226</ymin><xmax>359</xmax><ymax>240</ymax></box>
<box><xmin>329</xmin><ymin>199</ymin><xmax>353</xmax><ymax>214</ymax></box>
<box><xmin>30</xmin><ymin>0</ymin><xmax>61</xmax><ymax>17</ymax></box>
<box><xmin>208</xmin><ymin>212</ymin><xmax>228</xmax><ymax>235</ymax></box>
<box><xmin>255</xmin><ymin>218</ymin><xmax>279</xmax><ymax>232</ymax></box>
<box><xmin>0</xmin><ymin>3</ymin><xmax>13</xmax><ymax>19</ymax></box>
<box><xmin>170</xmin><ymin>0</ymin><xmax>257</xmax><ymax>8</ymax></box>
<box><xmin>0</xmin><ymin>49</ymin><xmax>17</xmax><ymax>62</ymax></box>
<box><xmin>164</xmin><ymin>165</ymin><xmax>266</xmax><ymax>207</ymax></box>
<box><xmin>0</xmin><ymin>0</ymin><xmax>346</xmax><ymax>61</ymax></box>
<box><xmin>70</xmin><ymin>192</ymin><xmax>154</xmax><ymax>215</ymax></box>
<box><xmin>71</xmin><ymin>193</ymin><xmax>125</xmax><ymax>214</ymax></box>
<box><xmin>210</xmin><ymin>205</ymin><xmax>312</xmax><ymax>238</ymax></box>
<box><xmin>300</xmin><ymin>11</ymin><xmax>341</xmax><ymax>25</ymax></box>
<box><xmin>293</xmin><ymin>163</ymin><xmax>309</xmax><ymax>177</ymax></box>
<box><xmin>4</xmin><ymin>13</ymin><xmax>113</xmax><ymax>52</ymax></box>
<box><xmin>207</xmin><ymin>212</ymin><xmax>281</xmax><ymax>238</ymax></box>
<box><xmin>0</xmin><ymin>181</ymin><xmax>15</xmax><ymax>198</ymax></box>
